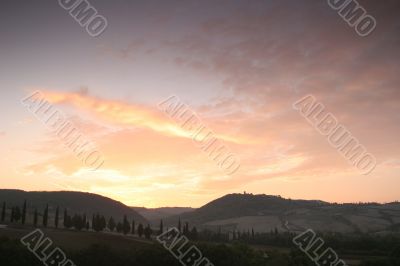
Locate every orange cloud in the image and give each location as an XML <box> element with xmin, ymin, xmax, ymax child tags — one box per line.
<box><xmin>39</xmin><ymin>90</ymin><xmax>251</xmax><ymax>145</ymax></box>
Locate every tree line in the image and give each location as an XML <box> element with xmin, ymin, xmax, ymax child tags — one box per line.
<box><xmin>0</xmin><ymin>200</ymin><xmax>199</xmax><ymax>241</ymax></box>
<box><xmin>1</xmin><ymin>200</ymin><xmax>155</xmax><ymax>238</ymax></box>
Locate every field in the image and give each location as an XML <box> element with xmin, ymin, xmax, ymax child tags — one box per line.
<box><xmin>1</xmin><ymin>226</ymin><xmax>397</xmax><ymax>266</ymax></box>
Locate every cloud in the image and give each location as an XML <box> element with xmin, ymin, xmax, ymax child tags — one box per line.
<box><xmin>162</xmin><ymin>0</ymin><xmax>400</xmax><ymax>160</ymax></box>
<box><xmin>37</xmin><ymin>90</ymin><xmax>252</xmax><ymax>144</ymax></box>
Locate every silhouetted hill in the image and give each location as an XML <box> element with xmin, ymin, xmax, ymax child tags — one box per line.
<box><xmin>165</xmin><ymin>193</ymin><xmax>325</xmax><ymax>223</ymax></box>
<box><xmin>0</xmin><ymin>189</ymin><xmax>147</xmax><ymax>224</ymax></box>
<box><xmin>165</xmin><ymin>193</ymin><xmax>400</xmax><ymax>234</ymax></box>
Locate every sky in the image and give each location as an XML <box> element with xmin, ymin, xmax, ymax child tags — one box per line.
<box><xmin>0</xmin><ymin>0</ymin><xmax>399</xmax><ymax>207</ymax></box>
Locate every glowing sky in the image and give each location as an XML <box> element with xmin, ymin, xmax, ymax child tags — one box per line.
<box><xmin>1</xmin><ymin>0</ymin><xmax>399</xmax><ymax>207</ymax></box>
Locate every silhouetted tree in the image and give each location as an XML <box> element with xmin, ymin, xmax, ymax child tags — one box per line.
<box><xmin>191</xmin><ymin>227</ymin><xmax>198</xmax><ymax>240</ymax></box>
<box><xmin>92</xmin><ymin>214</ymin><xmax>106</xmax><ymax>232</ymax></box>
<box><xmin>42</xmin><ymin>204</ymin><xmax>48</xmax><ymax>227</ymax></box>
<box><xmin>100</xmin><ymin>215</ymin><xmax>106</xmax><ymax>231</ymax></box>
<box><xmin>10</xmin><ymin>207</ymin><xmax>14</xmax><ymax>223</ymax></box>
<box><xmin>1</xmin><ymin>202</ymin><xmax>5</xmax><ymax>222</ymax></box>
<box><xmin>55</xmin><ymin>206</ymin><xmax>59</xmax><ymax>228</ymax></box>
<box><xmin>33</xmin><ymin>209</ymin><xmax>38</xmax><ymax>227</ymax></box>
<box><xmin>183</xmin><ymin>222</ymin><xmax>189</xmax><ymax>236</ymax></box>
<box><xmin>63</xmin><ymin>209</ymin><xmax>67</xmax><ymax>227</ymax></box>
<box><xmin>144</xmin><ymin>224</ymin><xmax>152</xmax><ymax>239</ymax></box>
<box><xmin>131</xmin><ymin>219</ymin><xmax>135</xmax><ymax>235</ymax></box>
<box><xmin>63</xmin><ymin>209</ymin><xmax>72</xmax><ymax>229</ymax></box>
<box><xmin>65</xmin><ymin>215</ymin><xmax>72</xmax><ymax>229</ymax></box>
<box><xmin>93</xmin><ymin>214</ymin><xmax>100</xmax><ymax>232</ymax></box>
<box><xmin>22</xmin><ymin>200</ymin><xmax>27</xmax><ymax>225</ymax></box>
<box><xmin>116</xmin><ymin>222</ymin><xmax>123</xmax><ymax>233</ymax></box>
<box><xmin>108</xmin><ymin>217</ymin><xmax>116</xmax><ymax>231</ymax></box>
<box><xmin>14</xmin><ymin>206</ymin><xmax>21</xmax><ymax>222</ymax></box>
<box><xmin>252</xmin><ymin>228</ymin><xmax>255</xmax><ymax>238</ymax></box>
<box><xmin>72</xmin><ymin>214</ymin><xmax>84</xmax><ymax>231</ymax></box>
<box><xmin>158</xmin><ymin>219</ymin><xmax>164</xmax><ymax>235</ymax></box>
<box><xmin>123</xmin><ymin>215</ymin><xmax>130</xmax><ymax>235</ymax></box>
<box><xmin>82</xmin><ymin>214</ymin><xmax>87</xmax><ymax>229</ymax></box>
<box><xmin>138</xmin><ymin>223</ymin><xmax>144</xmax><ymax>237</ymax></box>
<box><xmin>92</xmin><ymin>214</ymin><xmax>95</xmax><ymax>231</ymax></box>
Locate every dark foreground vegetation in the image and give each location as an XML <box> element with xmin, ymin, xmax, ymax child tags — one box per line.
<box><xmin>0</xmin><ymin>235</ymin><xmax>320</xmax><ymax>266</ymax></box>
<box><xmin>0</xmin><ymin>229</ymin><xmax>400</xmax><ymax>266</ymax></box>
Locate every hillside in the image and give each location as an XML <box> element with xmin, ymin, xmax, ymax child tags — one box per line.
<box><xmin>0</xmin><ymin>189</ymin><xmax>147</xmax><ymax>224</ymax></box>
<box><xmin>132</xmin><ymin>207</ymin><xmax>194</xmax><ymax>225</ymax></box>
<box><xmin>165</xmin><ymin>193</ymin><xmax>400</xmax><ymax>234</ymax></box>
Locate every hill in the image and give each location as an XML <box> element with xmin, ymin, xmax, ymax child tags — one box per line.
<box><xmin>164</xmin><ymin>193</ymin><xmax>400</xmax><ymax>234</ymax></box>
<box><xmin>0</xmin><ymin>189</ymin><xmax>147</xmax><ymax>224</ymax></box>
<box><xmin>132</xmin><ymin>207</ymin><xmax>194</xmax><ymax>225</ymax></box>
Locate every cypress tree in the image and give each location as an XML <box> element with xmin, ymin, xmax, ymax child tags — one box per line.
<box><xmin>63</xmin><ymin>209</ymin><xmax>72</xmax><ymax>229</ymax></box>
<box><xmin>33</xmin><ymin>209</ymin><xmax>38</xmax><ymax>227</ymax></box>
<box><xmin>93</xmin><ymin>214</ymin><xmax>99</xmax><ymax>232</ymax></box>
<box><xmin>191</xmin><ymin>227</ymin><xmax>198</xmax><ymax>240</ymax></box>
<box><xmin>92</xmin><ymin>214</ymin><xmax>95</xmax><ymax>231</ymax></box>
<box><xmin>43</xmin><ymin>204</ymin><xmax>48</xmax><ymax>227</ymax></box>
<box><xmin>1</xmin><ymin>202</ymin><xmax>5</xmax><ymax>222</ymax></box>
<box><xmin>116</xmin><ymin>222</ymin><xmax>123</xmax><ymax>233</ymax></box>
<box><xmin>108</xmin><ymin>217</ymin><xmax>116</xmax><ymax>231</ymax></box>
<box><xmin>92</xmin><ymin>214</ymin><xmax>105</xmax><ymax>232</ymax></box>
<box><xmin>100</xmin><ymin>215</ymin><xmax>106</xmax><ymax>231</ymax></box>
<box><xmin>55</xmin><ymin>206</ymin><xmax>59</xmax><ymax>228</ymax></box>
<box><xmin>122</xmin><ymin>215</ymin><xmax>130</xmax><ymax>235</ymax></box>
<box><xmin>82</xmin><ymin>214</ymin><xmax>87</xmax><ymax>229</ymax></box>
<box><xmin>144</xmin><ymin>224</ymin><xmax>152</xmax><ymax>239</ymax></box>
<box><xmin>14</xmin><ymin>206</ymin><xmax>21</xmax><ymax>222</ymax></box>
<box><xmin>131</xmin><ymin>219</ymin><xmax>135</xmax><ymax>235</ymax></box>
<box><xmin>10</xmin><ymin>207</ymin><xmax>15</xmax><ymax>223</ymax></box>
<box><xmin>63</xmin><ymin>209</ymin><xmax>68</xmax><ymax>228</ymax></box>
<box><xmin>158</xmin><ymin>219</ymin><xmax>164</xmax><ymax>235</ymax></box>
<box><xmin>183</xmin><ymin>222</ymin><xmax>189</xmax><ymax>236</ymax></box>
<box><xmin>65</xmin><ymin>214</ymin><xmax>72</xmax><ymax>229</ymax></box>
<box><xmin>71</xmin><ymin>214</ymin><xmax>77</xmax><ymax>229</ymax></box>
<box><xmin>138</xmin><ymin>223</ymin><xmax>144</xmax><ymax>237</ymax></box>
<box><xmin>22</xmin><ymin>200</ymin><xmax>27</xmax><ymax>225</ymax></box>
<box><xmin>72</xmin><ymin>214</ymin><xmax>84</xmax><ymax>231</ymax></box>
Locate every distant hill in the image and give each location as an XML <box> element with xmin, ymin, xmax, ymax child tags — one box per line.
<box><xmin>132</xmin><ymin>207</ymin><xmax>194</xmax><ymax>225</ymax></box>
<box><xmin>0</xmin><ymin>189</ymin><xmax>147</xmax><ymax>224</ymax></box>
<box><xmin>164</xmin><ymin>193</ymin><xmax>400</xmax><ymax>234</ymax></box>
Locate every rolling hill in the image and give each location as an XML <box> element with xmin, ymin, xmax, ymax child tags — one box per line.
<box><xmin>3</xmin><ymin>189</ymin><xmax>399</xmax><ymax>234</ymax></box>
<box><xmin>164</xmin><ymin>193</ymin><xmax>400</xmax><ymax>234</ymax></box>
<box><xmin>0</xmin><ymin>189</ymin><xmax>147</xmax><ymax>224</ymax></box>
